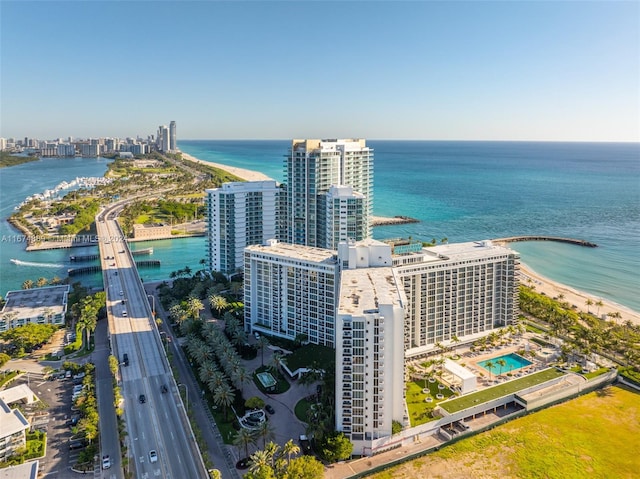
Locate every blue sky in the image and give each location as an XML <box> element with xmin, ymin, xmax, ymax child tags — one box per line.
<box><xmin>1</xmin><ymin>1</ymin><xmax>638</xmax><ymax>141</ymax></box>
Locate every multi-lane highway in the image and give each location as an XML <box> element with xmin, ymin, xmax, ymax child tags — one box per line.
<box><xmin>96</xmin><ymin>206</ymin><xmax>207</xmax><ymax>479</ymax></box>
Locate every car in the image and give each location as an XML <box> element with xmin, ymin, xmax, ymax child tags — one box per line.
<box><xmin>102</xmin><ymin>455</ymin><xmax>111</xmax><ymax>469</ymax></box>
<box><xmin>123</xmin><ymin>353</ymin><xmax>129</xmax><ymax>367</ymax></box>
<box><xmin>149</xmin><ymin>450</ymin><xmax>158</xmax><ymax>463</ymax></box>
<box><xmin>119</xmin><ymin>290</ymin><xmax>124</xmax><ymax>296</ymax></box>
<box><xmin>139</xmin><ymin>394</ymin><xmax>146</xmax><ymax>404</ymax></box>
<box><xmin>111</xmin><ymin>263</ymin><xmax>116</xmax><ymax>266</ymax></box>
<box><xmin>122</xmin><ymin>310</ymin><xmax>127</xmax><ymax>317</ymax></box>
<box><xmin>69</xmin><ymin>440</ymin><xmax>86</xmax><ymax>450</ymax></box>
<box><xmin>161</xmin><ymin>384</ymin><xmax>168</xmax><ymax>394</ymax></box>
<box><xmin>265</xmin><ymin>404</ymin><xmax>275</xmax><ymax>414</ymax></box>
<box><xmin>119</xmin><ymin>250</ymin><xmax>125</xmax><ymax>254</ymax></box>
<box><xmin>254</xmin><ymin>331</ymin><xmax>260</xmax><ymax>340</ymax></box>
<box><xmin>121</xmin><ymin>299</ymin><xmax>126</xmax><ymax>305</ymax></box>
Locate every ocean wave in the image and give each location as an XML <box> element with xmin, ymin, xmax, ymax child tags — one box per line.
<box><xmin>10</xmin><ymin>259</ymin><xmax>64</xmax><ymax>268</ymax></box>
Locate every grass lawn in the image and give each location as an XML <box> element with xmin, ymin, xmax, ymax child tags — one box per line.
<box><xmin>372</xmin><ymin>385</ymin><xmax>640</xmax><ymax>479</ymax></box>
<box><xmin>440</xmin><ymin>368</ymin><xmax>565</xmax><ymax>414</ymax></box>
<box><xmin>294</xmin><ymin>397</ymin><xmax>314</xmax><ymax>422</ymax></box>
<box><xmin>406</xmin><ymin>380</ymin><xmax>454</xmax><ymax>426</ymax></box>
<box><xmin>283</xmin><ymin>344</ymin><xmax>335</xmax><ymax>372</ymax></box>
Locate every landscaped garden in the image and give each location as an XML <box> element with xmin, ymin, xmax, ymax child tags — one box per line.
<box><xmin>439</xmin><ymin>368</ymin><xmax>565</xmax><ymax>414</ymax></box>
<box><xmin>406</xmin><ymin>379</ymin><xmax>454</xmax><ymax>426</ymax></box>
<box><xmin>371</xmin><ymin>385</ymin><xmax>640</xmax><ymax>479</ymax></box>
<box><xmin>282</xmin><ymin>344</ymin><xmax>335</xmax><ymax>373</ymax></box>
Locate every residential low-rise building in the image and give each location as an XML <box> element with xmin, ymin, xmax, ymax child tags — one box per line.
<box><xmin>0</xmin><ymin>285</ymin><xmax>69</xmax><ymax>332</ymax></box>
<box><xmin>0</xmin><ymin>398</ymin><xmax>30</xmax><ymax>461</ymax></box>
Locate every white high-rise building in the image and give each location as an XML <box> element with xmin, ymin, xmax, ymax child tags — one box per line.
<box><xmin>244</xmin><ymin>240</ymin><xmax>339</xmax><ymax>347</ymax></box>
<box><xmin>169</xmin><ymin>121</ymin><xmax>177</xmax><ymax>152</ymax></box>
<box><xmin>157</xmin><ymin>125</ymin><xmax>170</xmax><ymax>152</ymax></box>
<box><xmin>285</xmin><ymin>139</ymin><xmax>373</xmax><ymax>247</ymax></box>
<box><xmin>319</xmin><ymin>185</ymin><xmax>367</xmax><ymax>249</ymax></box>
<box><xmin>333</xmin><ymin>239</ymin><xmax>520</xmax><ymax>454</ymax></box>
<box><xmin>206</xmin><ymin>181</ymin><xmax>280</xmax><ymax>276</ymax></box>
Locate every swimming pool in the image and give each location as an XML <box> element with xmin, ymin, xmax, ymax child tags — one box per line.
<box><xmin>478</xmin><ymin>353</ymin><xmax>532</xmax><ymax>374</ymax></box>
<box><xmin>257</xmin><ymin>371</ymin><xmax>276</xmax><ymax>388</ymax></box>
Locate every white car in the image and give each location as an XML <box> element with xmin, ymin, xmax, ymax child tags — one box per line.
<box><xmin>102</xmin><ymin>455</ymin><xmax>111</xmax><ymax>469</ymax></box>
<box><xmin>149</xmin><ymin>450</ymin><xmax>158</xmax><ymax>463</ymax></box>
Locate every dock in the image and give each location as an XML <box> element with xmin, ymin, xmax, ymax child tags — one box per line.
<box><xmin>492</xmin><ymin>236</ymin><xmax>598</xmax><ymax>247</ymax></box>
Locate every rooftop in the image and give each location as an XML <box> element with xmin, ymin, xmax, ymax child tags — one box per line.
<box><xmin>1</xmin><ymin>285</ymin><xmax>69</xmax><ymax>319</ymax></box>
<box><xmin>0</xmin><ymin>399</ymin><xmax>30</xmax><ymax>439</ymax></box>
<box><xmin>338</xmin><ymin>267</ymin><xmax>401</xmax><ymax>315</ymax></box>
<box><xmin>0</xmin><ymin>461</ymin><xmax>39</xmax><ymax>479</ymax></box>
<box><xmin>246</xmin><ymin>240</ymin><xmax>338</xmax><ymax>265</ymax></box>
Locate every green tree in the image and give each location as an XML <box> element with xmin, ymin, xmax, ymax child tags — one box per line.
<box><xmin>283</xmin><ymin>455</ymin><xmax>324</xmax><ymax>479</ymax></box>
<box><xmin>255</xmin><ymin>420</ymin><xmax>276</xmax><ymax>449</ymax></box>
<box><xmin>319</xmin><ymin>432</ymin><xmax>353</xmax><ymax>463</ymax></box>
<box><xmin>35</xmin><ymin>277</ymin><xmax>48</xmax><ymax>288</ymax></box>
<box><xmin>233</xmin><ymin>428</ymin><xmax>257</xmax><ymax>459</ymax></box>
<box><xmin>185</xmin><ymin>296</ymin><xmax>204</xmax><ymax>320</ymax></box>
<box><xmin>0</xmin><ymin>352</ymin><xmax>10</xmax><ymax>367</ymax></box>
<box><xmin>485</xmin><ymin>361</ymin><xmax>495</xmax><ymax>381</ymax></box>
<box><xmin>245</xmin><ymin>396</ymin><xmax>265</xmax><ymax>411</ymax></box>
<box><xmin>213</xmin><ymin>383</ymin><xmax>235</xmax><ymax>420</ymax></box>
<box><xmin>208</xmin><ymin>294</ymin><xmax>229</xmax><ymax>318</ymax></box>
<box><xmin>22</xmin><ymin>279</ymin><xmax>34</xmax><ymax>290</ymax></box>
<box><xmin>281</xmin><ymin>439</ymin><xmax>300</xmax><ymax>463</ymax></box>
<box><xmin>496</xmin><ymin>358</ymin><xmax>507</xmax><ymax>377</ymax></box>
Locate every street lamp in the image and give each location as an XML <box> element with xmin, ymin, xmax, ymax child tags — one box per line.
<box><xmin>147</xmin><ymin>294</ymin><xmax>156</xmax><ymax>317</ymax></box>
<box><xmin>178</xmin><ymin>383</ymin><xmax>189</xmax><ymax>410</ymax></box>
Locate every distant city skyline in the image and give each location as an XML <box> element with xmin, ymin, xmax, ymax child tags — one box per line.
<box><xmin>1</xmin><ymin>1</ymin><xmax>638</xmax><ymax>142</ymax></box>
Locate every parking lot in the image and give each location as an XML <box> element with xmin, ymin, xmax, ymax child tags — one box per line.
<box><xmin>5</xmin><ymin>367</ymin><xmax>94</xmax><ymax>478</ymax></box>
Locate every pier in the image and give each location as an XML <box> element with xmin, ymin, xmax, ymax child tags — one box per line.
<box><xmin>69</xmin><ymin>247</ymin><xmax>152</xmax><ymax>262</ymax></box>
<box><xmin>492</xmin><ymin>236</ymin><xmax>598</xmax><ymax>247</ymax></box>
<box><xmin>371</xmin><ymin>215</ymin><xmax>419</xmax><ymax>226</ymax></box>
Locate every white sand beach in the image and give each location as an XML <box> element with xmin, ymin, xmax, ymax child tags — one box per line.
<box><xmin>520</xmin><ymin>263</ymin><xmax>640</xmax><ymax>326</ymax></box>
<box><xmin>180</xmin><ymin>151</ymin><xmax>274</xmax><ymax>182</ymax></box>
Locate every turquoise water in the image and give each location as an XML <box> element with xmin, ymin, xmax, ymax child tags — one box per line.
<box><xmin>1</xmin><ymin>141</ymin><xmax>638</xmax><ymax>314</ymax></box>
<box><xmin>478</xmin><ymin>353</ymin><xmax>532</xmax><ymax>374</ymax></box>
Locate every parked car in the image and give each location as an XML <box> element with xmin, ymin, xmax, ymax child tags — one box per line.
<box><xmin>265</xmin><ymin>404</ymin><xmax>275</xmax><ymax>414</ymax></box>
<box><xmin>69</xmin><ymin>440</ymin><xmax>86</xmax><ymax>450</ymax></box>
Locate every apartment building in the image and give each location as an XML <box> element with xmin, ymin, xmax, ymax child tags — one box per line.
<box><xmin>0</xmin><ymin>398</ymin><xmax>30</xmax><ymax>461</ymax></box>
<box><xmin>244</xmin><ymin>240</ymin><xmax>339</xmax><ymax>347</ymax></box>
<box><xmin>206</xmin><ymin>181</ymin><xmax>280</xmax><ymax>276</ymax></box>
<box><xmin>284</xmin><ymin>139</ymin><xmax>373</xmax><ymax>247</ymax></box>
<box><xmin>0</xmin><ymin>285</ymin><xmax>69</xmax><ymax>332</ymax></box>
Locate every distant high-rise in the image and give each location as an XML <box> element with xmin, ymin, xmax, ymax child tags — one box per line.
<box><xmin>205</xmin><ymin>181</ymin><xmax>280</xmax><ymax>276</ymax></box>
<box><xmin>169</xmin><ymin>121</ymin><xmax>177</xmax><ymax>152</ymax></box>
<box><xmin>285</xmin><ymin>139</ymin><xmax>373</xmax><ymax>248</ymax></box>
<box><xmin>157</xmin><ymin>125</ymin><xmax>170</xmax><ymax>152</ymax></box>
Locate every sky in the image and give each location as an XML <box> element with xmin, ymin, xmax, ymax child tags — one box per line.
<box><xmin>1</xmin><ymin>0</ymin><xmax>638</xmax><ymax>141</ymax></box>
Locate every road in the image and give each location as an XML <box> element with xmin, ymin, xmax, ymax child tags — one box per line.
<box><xmin>96</xmin><ymin>206</ymin><xmax>207</xmax><ymax>479</ymax></box>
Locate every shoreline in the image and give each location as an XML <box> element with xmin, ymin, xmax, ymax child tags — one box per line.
<box><xmin>519</xmin><ymin>262</ymin><xmax>640</xmax><ymax>326</ymax></box>
<box><xmin>179</xmin><ymin>150</ymin><xmax>274</xmax><ymax>182</ymax></box>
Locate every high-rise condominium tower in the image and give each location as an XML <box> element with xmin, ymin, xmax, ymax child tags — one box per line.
<box><xmin>285</xmin><ymin>139</ymin><xmax>373</xmax><ymax>248</ymax></box>
<box><xmin>205</xmin><ymin>181</ymin><xmax>280</xmax><ymax>276</ymax></box>
<box><xmin>169</xmin><ymin>121</ymin><xmax>177</xmax><ymax>152</ymax></box>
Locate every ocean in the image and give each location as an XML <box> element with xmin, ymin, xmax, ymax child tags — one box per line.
<box><xmin>1</xmin><ymin>141</ymin><xmax>638</xmax><ymax>312</ymax></box>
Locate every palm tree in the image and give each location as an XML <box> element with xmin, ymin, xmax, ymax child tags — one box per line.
<box><xmin>213</xmin><ymin>383</ymin><xmax>235</xmax><ymax>420</ymax></box>
<box><xmin>232</xmin><ymin>367</ymin><xmax>250</xmax><ymax>397</ymax></box>
<box><xmin>585</xmin><ymin>298</ymin><xmax>594</xmax><ymax>314</ymax></box>
<box><xmin>22</xmin><ymin>279</ymin><xmax>34</xmax><ymax>290</ymax></box>
<box><xmin>485</xmin><ymin>361</ymin><xmax>495</xmax><ymax>381</ymax></box>
<box><xmin>208</xmin><ymin>294</ymin><xmax>229</xmax><ymax>318</ymax></box>
<box><xmin>233</xmin><ymin>428</ymin><xmax>257</xmax><ymax>459</ymax></box>
<box><xmin>49</xmin><ymin>276</ymin><xmax>62</xmax><ymax>285</ymax></box>
<box><xmin>496</xmin><ymin>358</ymin><xmax>507</xmax><ymax>377</ymax></box>
<box><xmin>257</xmin><ymin>336</ymin><xmax>269</xmax><ymax>367</ymax></box>
<box><xmin>282</xmin><ymin>438</ymin><xmax>300</xmax><ymax>462</ymax></box>
<box><xmin>248</xmin><ymin>449</ymin><xmax>270</xmax><ymax>473</ymax></box>
<box><xmin>36</xmin><ymin>277</ymin><xmax>48</xmax><ymax>288</ymax></box>
<box><xmin>595</xmin><ymin>300</ymin><xmax>604</xmax><ymax>316</ymax></box>
<box><xmin>255</xmin><ymin>420</ymin><xmax>276</xmax><ymax>449</ymax></box>
<box><xmin>185</xmin><ymin>296</ymin><xmax>204</xmax><ymax>320</ymax></box>
<box><xmin>451</xmin><ymin>335</ymin><xmax>461</xmax><ymax>356</ymax></box>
